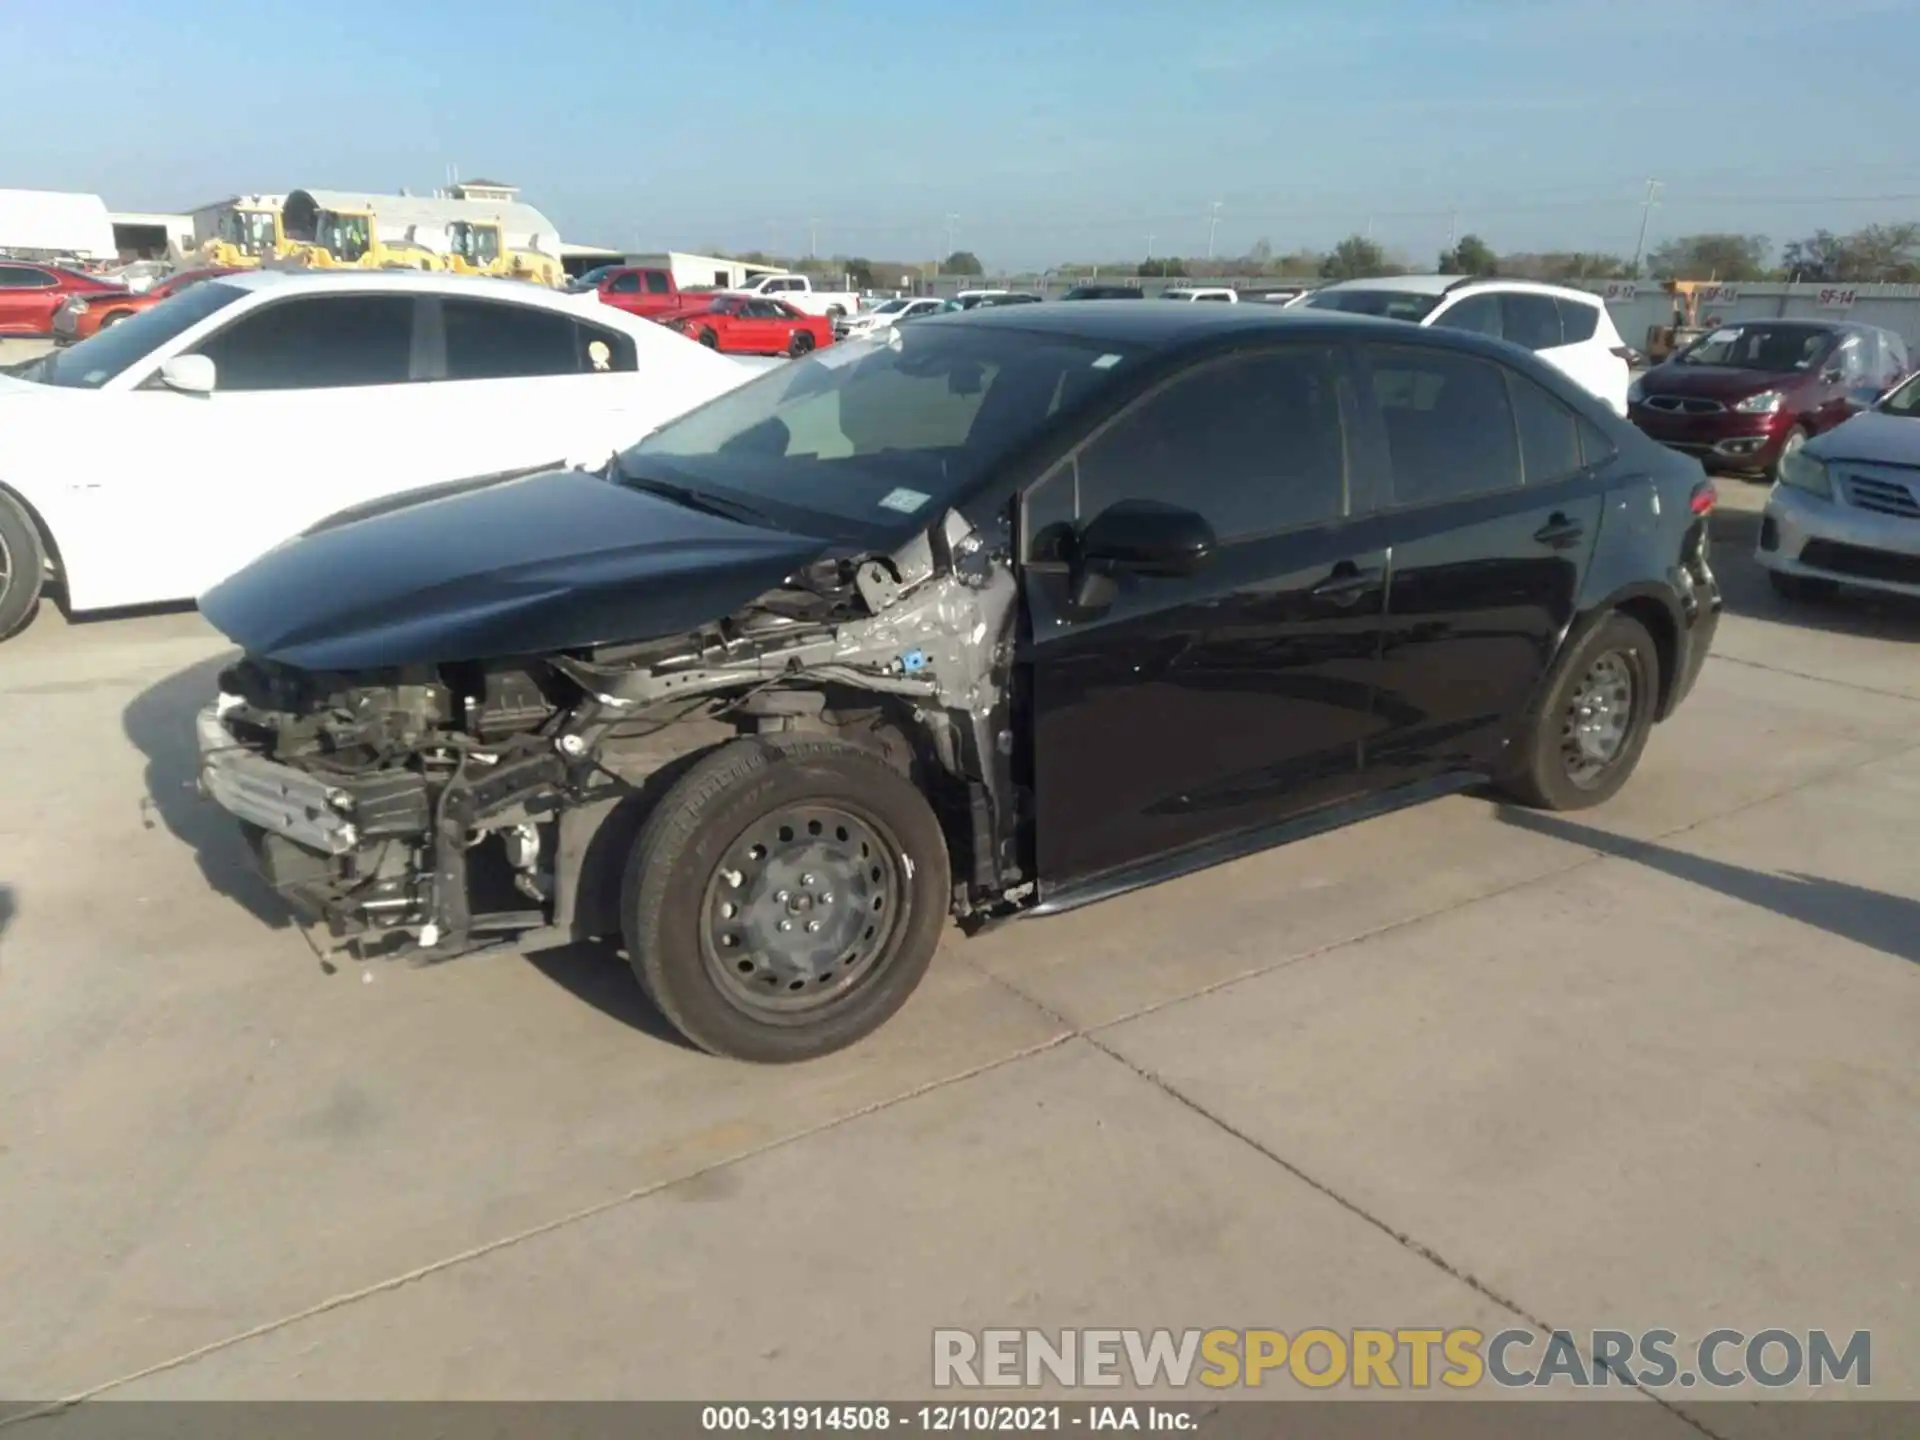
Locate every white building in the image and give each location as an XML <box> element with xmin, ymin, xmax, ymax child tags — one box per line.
<box><xmin>0</xmin><ymin>188</ymin><xmax>117</xmax><ymax>261</ymax></box>
<box><xmin>108</xmin><ymin>211</ymin><xmax>195</xmax><ymax>259</ymax></box>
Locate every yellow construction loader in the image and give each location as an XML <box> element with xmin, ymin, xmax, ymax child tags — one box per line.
<box><xmin>280</xmin><ymin>200</ymin><xmax>444</xmax><ymax>271</ymax></box>
<box><xmin>189</xmin><ymin>202</ymin><xmax>291</xmax><ymax>268</ymax></box>
<box><xmin>444</xmin><ymin>218</ymin><xmax>563</xmax><ymax>286</ymax></box>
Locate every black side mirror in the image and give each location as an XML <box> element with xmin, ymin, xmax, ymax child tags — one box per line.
<box><xmin>1078</xmin><ymin>499</ymin><xmax>1216</xmax><ymax>578</ymax></box>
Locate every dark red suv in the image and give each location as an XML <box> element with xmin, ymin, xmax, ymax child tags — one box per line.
<box><xmin>0</xmin><ymin>261</ymin><xmax>128</xmax><ymax>337</ymax></box>
<box><xmin>1627</xmin><ymin>319</ymin><xmax>1912</xmax><ymax>481</ymax></box>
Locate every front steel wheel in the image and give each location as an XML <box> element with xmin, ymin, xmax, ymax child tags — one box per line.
<box><xmin>701</xmin><ymin>801</ymin><xmax>905</xmax><ymax>1017</ymax></box>
<box><xmin>622</xmin><ymin>736</ymin><xmax>951</xmax><ymax>1062</ymax></box>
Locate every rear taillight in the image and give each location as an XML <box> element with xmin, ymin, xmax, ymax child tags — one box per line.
<box><xmin>1690</xmin><ymin>481</ymin><xmax>1717</xmax><ymax>515</ymax></box>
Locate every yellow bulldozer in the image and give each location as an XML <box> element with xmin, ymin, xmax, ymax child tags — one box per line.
<box><xmin>277</xmin><ymin>191</ymin><xmax>445</xmax><ymax>272</ymax></box>
<box><xmin>443</xmin><ymin>218</ymin><xmax>563</xmax><ymax>286</ymax></box>
<box><xmin>187</xmin><ymin>201</ymin><xmax>293</xmax><ymax>268</ymax></box>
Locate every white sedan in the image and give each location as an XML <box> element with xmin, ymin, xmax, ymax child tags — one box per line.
<box><xmin>0</xmin><ymin>269</ymin><xmax>761</xmax><ymax>641</ymax></box>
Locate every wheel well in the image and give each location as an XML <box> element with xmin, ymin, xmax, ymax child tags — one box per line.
<box><xmin>1614</xmin><ymin>595</ymin><xmax>1677</xmax><ymax>713</ymax></box>
<box><xmin>0</xmin><ymin>481</ymin><xmax>62</xmax><ymax>580</ymax></box>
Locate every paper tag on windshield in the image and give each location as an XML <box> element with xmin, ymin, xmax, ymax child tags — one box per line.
<box><xmin>1091</xmin><ymin>353</ymin><xmax>1123</xmax><ymax>369</ymax></box>
<box><xmin>1705</xmin><ymin>329</ymin><xmax>1740</xmax><ymax>346</ymax></box>
<box><xmin>879</xmin><ymin>487</ymin><xmax>931</xmax><ymax>514</ymax></box>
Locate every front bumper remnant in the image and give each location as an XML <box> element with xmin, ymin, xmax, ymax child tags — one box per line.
<box><xmin>196</xmin><ymin>704</ymin><xmax>359</xmax><ymax>855</ymax></box>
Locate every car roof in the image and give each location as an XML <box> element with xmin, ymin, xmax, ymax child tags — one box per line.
<box><xmin>1312</xmin><ymin>273</ymin><xmax>1603</xmax><ymax>304</ymax></box>
<box><xmin>927</xmin><ymin>298</ymin><xmax>1424</xmax><ymax>349</ymax></box>
<box><xmin>210</xmin><ymin>266</ymin><xmax>633</xmax><ymax>320</ymax></box>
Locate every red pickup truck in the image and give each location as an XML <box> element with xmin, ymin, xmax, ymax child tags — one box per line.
<box><xmin>570</xmin><ymin>265</ymin><xmax>714</xmax><ymax>320</ymax></box>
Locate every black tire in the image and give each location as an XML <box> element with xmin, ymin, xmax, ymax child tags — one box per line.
<box><xmin>1768</xmin><ymin>569</ymin><xmax>1838</xmax><ymax>603</ymax></box>
<box><xmin>0</xmin><ymin>491</ymin><xmax>48</xmax><ymax>642</ymax></box>
<box><xmin>1767</xmin><ymin>426</ymin><xmax>1808</xmax><ymax>484</ymax></box>
<box><xmin>826</xmin><ymin>305</ymin><xmax>845</xmax><ymax>320</ymax></box>
<box><xmin>620</xmin><ymin>735</ymin><xmax>951</xmax><ymax>1063</ymax></box>
<box><xmin>787</xmin><ymin>330</ymin><xmax>816</xmax><ymax>357</ymax></box>
<box><xmin>1500</xmin><ymin>612</ymin><xmax>1660</xmax><ymax>811</ymax></box>
<box><xmin>697</xmin><ymin>327</ymin><xmax>719</xmax><ymax>348</ymax></box>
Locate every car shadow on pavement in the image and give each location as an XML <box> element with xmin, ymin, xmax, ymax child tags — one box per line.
<box><xmin>521</xmin><ymin>940</ymin><xmax>700</xmax><ymax>1051</ymax></box>
<box><xmin>1498</xmin><ymin>808</ymin><xmax>1920</xmax><ymax>968</ymax></box>
<box><xmin>123</xmin><ymin>653</ymin><xmax>293</xmax><ymax>931</ymax></box>
<box><xmin>1709</xmin><ymin>501</ymin><xmax>1920</xmax><ymax>639</ymax></box>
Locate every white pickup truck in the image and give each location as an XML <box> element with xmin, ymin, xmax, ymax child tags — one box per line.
<box><xmin>727</xmin><ymin>273</ymin><xmax>860</xmax><ymax>320</ymax></box>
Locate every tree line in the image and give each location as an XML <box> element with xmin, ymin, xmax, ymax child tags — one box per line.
<box><xmin>714</xmin><ymin>224</ymin><xmax>1920</xmax><ymax>288</ymax></box>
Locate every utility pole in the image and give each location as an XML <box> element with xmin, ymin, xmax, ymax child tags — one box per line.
<box><xmin>808</xmin><ymin>218</ymin><xmax>819</xmax><ymax>259</ymax></box>
<box><xmin>1145</xmin><ymin>233</ymin><xmax>1155</xmax><ymax>260</ymax></box>
<box><xmin>944</xmin><ymin>213</ymin><xmax>959</xmax><ymax>258</ymax></box>
<box><xmin>1206</xmin><ymin>201</ymin><xmax>1223</xmax><ymax>260</ymax></box>
<box><xmin>1630</xmin><ymin>179</ymin><xmax>1662</xmax><ymax>276</ymax></box>
<box><xmin>1366</xmin><ymin>215</ymin><xmax>1374</xmax><ymax>241</ymax></box>
<box><xmin>1447</xmin><ymin>210</ymin><xmax>1458</xmax><ymax>250</ymax></box>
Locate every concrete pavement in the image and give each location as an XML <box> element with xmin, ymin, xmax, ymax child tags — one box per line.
<box><xmin>0</xmin><ymin>483</ymin><xmax>1913</xmax><ymax>1428</ymax></box>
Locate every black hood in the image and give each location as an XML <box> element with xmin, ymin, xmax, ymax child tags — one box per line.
<box><xmin>198</xmin><ymin>468</ymin><xmax>837</xmax><ymax>671</ymax></box>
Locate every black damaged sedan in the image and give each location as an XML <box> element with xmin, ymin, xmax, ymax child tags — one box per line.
<box><xmin>196</xmin><ymin>304</ymin><xmax>1721</xmax><ymax>1062</ymax></box>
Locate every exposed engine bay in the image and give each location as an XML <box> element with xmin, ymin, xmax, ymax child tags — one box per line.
<box><xmin>197</xmin><ymin>510</ymin><xmax>1031</xmax><ymax>960</ymax></box>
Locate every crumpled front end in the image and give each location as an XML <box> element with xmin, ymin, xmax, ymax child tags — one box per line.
<box><xmin>195</xmin><ymin>509</ymin><xmax>1030</xmax><ymax>960</ymax></box>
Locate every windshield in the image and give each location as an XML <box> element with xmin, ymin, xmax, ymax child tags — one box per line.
<box><xmin>1300</xmin><ymin>288</ymin><xmax>1441</xmax><ymax>322</ymax></box>
<box><xmin>620</xmin><ymin>325</ymin><xmax>1140</xmax><ymax>541</ymax></box>
<box><xmin>1878</xmin><ymin>371</ymin><xmax>1920</xmax><ymax>417</ymax></box>
<box><xmin>868</xmin><ymin>299</ymin><xmax>910</xmax><ymax>314</ymax></box>
<box><xmin>1676</xmin><ymin>324</ymin><xmax>1836</xmax><ymax>373</ymax></box>
<box><xmin>217</xmin><ymin>210</ymin><xmax>277</xmax><ymax>253</ymax></box>
<box><xmin>4</xmin><ymin>280</ymin><xmax>247</xmax><ymax>389</ymax></box>
<box><xmin>571</xmin><ymin>265</ymin><xmax>617</xmax><ymax>288</ymax></box>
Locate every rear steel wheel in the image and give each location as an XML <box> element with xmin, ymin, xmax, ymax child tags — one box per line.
<box><xmin>1499</xmin><ymin>611</ymin><xmax>1658</xmax><ymax>811</ymax></box>
<box><xmin>1560</xmin><ymin>651</ymin><xmax>1635</xmax><ymax>790</ymax></box>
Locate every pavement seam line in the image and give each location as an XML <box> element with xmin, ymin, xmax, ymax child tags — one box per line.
<box><xmin>1077</xmin><ymin>1034</ymin><xmax>1726</xmax><ymax>1438</ymax></box>
<box><xmin>1709</xmin><ymin>651</ymin><xmax>1920</xmax><ymax>706</ymax></box>
<box><xmin>3</xmin><ymin>1030</ymin><xmax>1077</xmax><ymax>1421</ymax></box>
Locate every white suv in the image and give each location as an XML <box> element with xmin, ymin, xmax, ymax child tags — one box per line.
<box><xmin>1299</xmin><ymin>275</ymin><xmax>1633</xmax><ymax>414</ymax></box>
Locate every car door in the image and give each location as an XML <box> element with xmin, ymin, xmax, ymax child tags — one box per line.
<box><xmin>76</xmin><ymin>291</ymin><xmax>428</xmax><ymax>606</ymax></box>
<box><xmin>403</xmin><ymin>294</ymin><xmax>655</xmax><ymax>479</ymax></box>
<box><xmin>1021</xmin><ymin>343</ymin><xmax>1390</xmax><ymax>890</ymax></box>
<box><xmin>738</xmin><ymin>298</ymin><xmax>784</xmax><ymax>352</ymax></box>
<box><xmin>1356</xmin><ymin>341</ymin><xmax>1607</xmax><ymax>782</ymax></box>
<box><xmin>0</xmin><ymin>265</ymin><xmax>59</xmax><ymax>335</ymax></box>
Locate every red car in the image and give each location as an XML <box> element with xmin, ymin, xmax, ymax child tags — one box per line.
<box><xmin>663</xmin><ymin>295</ymin><xmax>834</xmax><ymax>357</ymax></box>
<box><xmin>0</xmin><ymin>261</ymin><xmax>129</xmax><ymax>337</ymax></box>
<box><xmin>51</xmin><ymin>265</ymin><xmax>244</xmax><ymax>342</ymax></box>
<box><xmin>1628</xmin><ymin>318</ymin><xmax>1913</xmax><ymax>481</ymax></box>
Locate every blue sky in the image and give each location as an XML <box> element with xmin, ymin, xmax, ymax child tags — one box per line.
<box><xmin>6</xmin><ymin>0</ymin><xmax>1918</xmax><ymax>269</ymax></box>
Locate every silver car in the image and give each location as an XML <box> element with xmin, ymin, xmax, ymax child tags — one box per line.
<box><xmin>1758</xmin><ymin>369</ymin><xmax>1920</xmax><ymax>601</ymax></box>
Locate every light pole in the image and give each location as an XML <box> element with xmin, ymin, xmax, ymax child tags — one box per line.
<box><xmin>1206</xmin><ymin>202</ymin><xmax>1222</xmax><ymax>260</ymax></box>
<box><xmin>1630</xmin><ymin>179</ymin><xmax>1662</xmax><ymax>277</ymax></box>
<box><xmin>945</xmin><ymin>212</ymin><xmax>959</xmax><ymax>259</ymax></box>
<box><xmin>808</xmin><ymin>218</ymin><xmax>819</xmax><ymax>259</ymax></box>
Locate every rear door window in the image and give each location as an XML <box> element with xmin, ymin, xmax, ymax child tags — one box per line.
<box><xmin>1362</xmin><ymin>345</ymin><xmax>1522</xmax><ymax>505</ymax></box>
<box><xmin>1498</xmin><ymin>293</ymin><xmax>1564</xmax><ymax>351</ymax></box>
<box><xmin>190</xmin><ymin>294</ymin><xmax>415</xmax><ymax>391</ymax></box>
<box><xmin>1504</xmin><ymin>369</ymin><xmax>1584</xmax><ymax>484</ymax></box>
<box><xmin>442</xmin><ymin>298</ymin><xmax>638</xmax><ymax>378</ymax></box>
<box><xmin>1555</xmin><ymin>297</ymin><xmax>1600</xmax><ymax>343</ymax></box>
